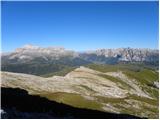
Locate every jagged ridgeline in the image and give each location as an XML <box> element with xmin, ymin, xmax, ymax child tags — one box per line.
<box><xmin>1</xmin><ymin>45</ymin><xmax>159</xmax><ymax>76</ymax></box>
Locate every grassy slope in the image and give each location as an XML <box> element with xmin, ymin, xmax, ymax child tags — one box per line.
<box><xmin>124</xmin><ymin>69</ymin><xmax>159</xmax><ymax>99</ymax></box>
<box><xmin>87</xmin><ymin>63</ymin><xmax>159</xmax><ymax>99</ymax></box>
<box><xmin>40</xmin><ymin>92</ymin><xmax>103</xmax><ymax>111</ymax></box>
<box><xmin>85</xmin><ymin>63</ymin><xmax>159</xmax><ymax>118</ymax></box>
<box><xmin>36</xmin><ymin>63</ymin><xmax>158</xmax><ymax>118</ymax></box>
<box><xmin>40</xmin><ymin>66</ymin><xmax>76</xmax><ymax>77</ymax></box>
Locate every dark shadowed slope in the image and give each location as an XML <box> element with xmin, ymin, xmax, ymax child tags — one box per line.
<box><xmin>1</xmin><ymin>87</ymin><xmax>143</xmax><ymax>119</ymax></box>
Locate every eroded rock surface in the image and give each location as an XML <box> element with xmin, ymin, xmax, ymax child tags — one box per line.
<box><xmin>1</xmin><ymin>66</ymin><xmax>159</xmax><ymax>118</ymax></box>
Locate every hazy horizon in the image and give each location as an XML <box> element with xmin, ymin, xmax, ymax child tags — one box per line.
<box><xmin>2</xmin><ymin>1</ymin><xmax>158</xmax><ymax>52</ymax></box>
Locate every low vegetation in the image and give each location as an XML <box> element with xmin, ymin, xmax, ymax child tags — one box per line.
<box><xmin>1</xmin><ymin>63</ymin><xmax>159</xmax><ymax>118</ymax></box>
<box><xmin>40</xmin><ymin>92</ymin><xmax>103</xmax><ymax>111</ymax></box>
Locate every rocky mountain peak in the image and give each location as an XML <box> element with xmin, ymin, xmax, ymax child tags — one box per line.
<box><xmin>1</xmin><ymin>45</ymin><xmax>159</xmax><ymax>65</ymax></box>
<box><xmin>23</xmin><ymin>44</ymin><xmax>40</xmax><ymax>49</ymax></box>
<box><xmin>15</xmin><ymin>44</ymin><xmax>66</xmax><ymax>52</ymax></box>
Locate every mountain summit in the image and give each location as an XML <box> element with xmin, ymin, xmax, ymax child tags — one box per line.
<box><xmin>2</xmin><ymin>45</ymin><xmax>159</xmax><ymax>62</ymax></box>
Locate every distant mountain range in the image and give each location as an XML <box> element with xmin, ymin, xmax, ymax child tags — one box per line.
<box><xmin>1</xmin><ymin>45</ymin><xmax>159</xmax><ymax>118</ymax></box>
<box><xmin>1</xmin><ymin>45</ymin><xmax>159</xmax><ymax>76</ymax></box>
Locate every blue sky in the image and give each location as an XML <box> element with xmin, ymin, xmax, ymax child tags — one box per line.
<box><xmin>2</xmin><ymin>1</ymin><xmax>159</xmax><ymax>52</ymax></box>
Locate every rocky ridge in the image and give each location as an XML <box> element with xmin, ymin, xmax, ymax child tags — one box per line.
<box><xmin>1</xmin><ymin>66</ymin><xmax>159</xmax><ymax>118</ymax></box>
<box><xmin>2</xmin><ymin>45</ymin><xmax>159</xmax><ymax>62</ymax></box>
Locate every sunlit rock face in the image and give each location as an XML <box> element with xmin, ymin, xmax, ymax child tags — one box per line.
<box><xmin>85</xmin><ymin>48</ymin><xmax>159</xmax><ymax>62</ymax></box>
<box><xmin>8</xmin><ymin>45</ymin><xmax>78</xmax><ymax>61</ymax></box>
<box><xmin>2</xmin><ymin>45</ymin><xmax>159</xmax><ymax>63</ymax></box>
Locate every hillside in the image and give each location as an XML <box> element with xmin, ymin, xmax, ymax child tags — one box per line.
<box><xmin>1</xmin><ymin>65</ymin><xmax>159</xmax><ymax>118</ymax></box>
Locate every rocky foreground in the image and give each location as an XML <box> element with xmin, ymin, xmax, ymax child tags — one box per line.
<box><xmin>1</xmin><ymin>66</ymin><xmax>159</xmax><ymax>118</ymax></box>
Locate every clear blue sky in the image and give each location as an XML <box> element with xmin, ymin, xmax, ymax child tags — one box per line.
<box><xmin>2</xmin><ymin>1</ymin><xmax>159</xmax><ymax>52</ymax></box>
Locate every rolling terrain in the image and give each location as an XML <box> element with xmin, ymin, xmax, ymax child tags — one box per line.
<box><xmin>1</xmin><ymin>64</ymin><xmax>159</xmax><ymax>118</ymax></box>
<box><xmin>1</xmin><ymin>45</ymin><xmax>159</xmax><ymax>118</ymax></box>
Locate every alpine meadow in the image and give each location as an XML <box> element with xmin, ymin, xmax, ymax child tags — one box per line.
<box><xmin>1</xmin><ymin>1</ymin><xmax>159</xmax><ymax>119</ymax></box>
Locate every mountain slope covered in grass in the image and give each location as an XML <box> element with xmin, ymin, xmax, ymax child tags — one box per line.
<box><xmin>1</xmin><ymin>64</ymin><xmax>159</xmax><ymax>118</ymax></box>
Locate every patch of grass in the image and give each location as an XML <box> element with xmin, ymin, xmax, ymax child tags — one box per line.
<box><xmin>76</xmin><ymin>76</ymin><xmax>98</xmax><ymax>81</ymax></box>
<box><xmin>114</xmin><ymin>99</ymin><xmax>158</xmax><ymax>119</ymax></box>
<box><xmin>142</xmin><ymin>104</ymin><xmax>158</xmax><ymax>113</ymax></box>
<box><xmin>126</xmin><ymin>94</ymin><xmax>158</xmax><ymax>106</ymax></box>
<box><xmin>41</xmin><ymin>67</ymin><xmax>76</xmax><ymax>77</ymax></box>
<box><xmin>99</xmin><ymin>83</ymin><xmax>110</xmax><ymax>88</ymax></box>
<box><xmin>40</xmin><ymin>92</ymin><xmax>103</xmax><ymax>111</ymax></box>
<box><xmin>95</xmin><ymin>96</ymin><xmax>126</xmax><ymax>104</ymax></box>
<box><xmin>123</xmin><ymin>69</ymin><xmax>159</xmax><ymax>99</ymax></box>
<box><xmin>99</xmin><ymin>74</ymin><xmax>132</xmax><ymax>90</ymax></box>
<box><xmin>124</xmin><ymin>69</ymin><xmax>158</xmax><ymax>85</ymax></box>
<box><xmin>148</xmin><ymin>88</ymin><xmax>159</xmax><ymax>99</ymax></box>
<box><xmin>86</xmin><ymin>63</ymin><xmax>144</xmax><ymax>73</ymax></box>
<box><xmin>95</xmin><ymin>94</ymin><xmax>158</xmax><ymax>119</ymax></box>
<box><xmin>79</xmin><ymin>85</ymin><xmax>96</xmax><ymax>93</ymax></box>
<box><xmin>86</xmin><ymin>64</ymin><xmax>120</xmax><ymax>72</ymax></box>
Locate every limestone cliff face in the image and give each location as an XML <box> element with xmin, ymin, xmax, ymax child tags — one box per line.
<box><xmin>2</xmin><ymin>45</ymin><xmax>158</xmax><ymax>63</ymax></box>
<box><xmin>2</xmin><ymin>45</ymin><xmax>78</xmax><ymax>62</ymax></box>
<box><xmin>83</xmin><ymin>48</ymin><xmax>159</xmax><ymax>62</ymax></box>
